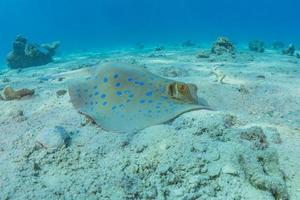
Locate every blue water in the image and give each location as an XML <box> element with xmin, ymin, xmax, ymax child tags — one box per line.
<box><xmin>1</xmin><ymin>0</ymin><xmax>300</xmax><ymax>67</ymax></box>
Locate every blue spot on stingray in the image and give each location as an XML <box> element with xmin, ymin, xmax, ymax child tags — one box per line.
<box><xmin>94</xmin><ymin>91</ymin><xmax>99</xmax><ymax>96</ymax></box>
<box><xmin>103</xmin><ymin>77</ymin><xmax>108</xmax><ymax>83</ymax></box>
<box><xmin>102</xmin><ymin>101</ymin><xmax>107</xmax><ymax>106</ymax></box>
<box><xmin>156</xmin><ymin>105</ymin><xmax>160</xmax><ymax>109</ymax></box>
<box><xmin>127</xmin><ymin>99</ymin><xmax>131</xmax><ymax>103</ymax></box>
<box><xmin>146</xmin><ymin>91</ymin><xmax>153</xmax><ymax>96</ymax></box>
<box><xmin>115</xmin><ymin>82</ymin><xmax>121</xmax><ymax>87</ymax></box>
<box><xmin>124</xmin><ymin>90</ymin><xmax>130</xmax><ymax>94</ymax></box>
<box><xmin>101</xmin><ymin>94</ymin><xmax>106</xmax><ymax>99</ymax></box>
<box><xmin>139</xmin><ymin>82</ymin><xmax>144</xmax><ymax>86</ymax></box>
<box><xmin>159</xmin><ymin>87</ymin><xmax>165</xmax><ymax>92</ymax></box>
<box><xmin>139</xmin><ymin>99</ymin><xmax>145</xmax><ymax>104</ymax></box>
<box><xmin>116</xmin><ymin>91</ymin><xmax>122</xmax><ymax>96</ymax></box>
<box><xmin>113</xmin><ymin>74</ymin><xmax>119</xmax><ymax>79</ymax></box>
<box><xmin>128</xmin><ymin>78</ymin><xmax>133</xmax><ymax>82</ymax></box>
<box><xmin>160</xmin><ymin>96</ymin><xmax>168</xmax><ymax>100</ymax></box>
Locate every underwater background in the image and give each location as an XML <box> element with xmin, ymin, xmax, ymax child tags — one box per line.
<box><xmin>1</xmin><ymin>0</ymin><xmax>300</xmax><ymax>67</ymax></box>
<box><xmin>2</xmin><ymin>0</ymin><xmax>300</xmax><ymax>199</ymax></box>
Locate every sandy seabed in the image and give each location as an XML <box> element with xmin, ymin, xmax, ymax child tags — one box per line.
<box><xmin>0</xmin><ymin>46</ymin><xmax>299</xmax><ymax>200</ymax></box>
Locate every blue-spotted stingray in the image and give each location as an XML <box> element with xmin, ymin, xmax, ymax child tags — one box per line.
<box><xmin>68</xmin><ymin>62</ymin><xmax>208</xmax><ymax>132</ymax></box>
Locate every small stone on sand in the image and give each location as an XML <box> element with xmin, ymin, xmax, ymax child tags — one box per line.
<box><xmin>56</xmin><ymin>89</ymin><xmax>67</xmax><ymax>96</ymax></box>
<box><xmin>35</xmin><ymin>126</ymin><xmax>70</xmax><ymax>150</ymax></box>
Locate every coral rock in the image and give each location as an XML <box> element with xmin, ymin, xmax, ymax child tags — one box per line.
<box><xmin>249</xmin><ymin>40</ymin><xmax>265</xmax><ymax>53</ymax></box>
<box><xmin>239</xmin><ymin>149</ymin><xmax>289</xmax><ymax>200</ymax></box>
<box><xmin>282</xmin><ymin>44</ymin><xmax>295</xmax><ymax>56</ymax></box>
<box><xmin>240</xmin><ymin>126</ymin><xmax>268</xmax><ymax>150</ymax></box>
<box><xmin>2</xmin><ymin>86</ymin><xmax>34</xmax><ymax>100</ymax></box>
<box><xmin>6</xmin><ymin>35</ymin><xmax>60</xmax><ymax>69</ymax></box>
<box><xmin>211</xmin><ymin>37</ymin><xmax>235</xmax><ymax>55</ymax></box>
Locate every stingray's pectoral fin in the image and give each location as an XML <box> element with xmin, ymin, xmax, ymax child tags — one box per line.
<box><xmin>68</xmin><ymin>80</ymin><xmax>87</xmax><ymax>110</ymax></box>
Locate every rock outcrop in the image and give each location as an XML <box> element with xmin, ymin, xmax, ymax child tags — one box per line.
<box><xmin>211</xmin><ymin>37</ymin><xmax>235</xmax><ymax>55</ymax></box>
<box><xmin>282</xmin><ymin>44</ymin><xmax>295</xmax><ymax>56</ymax></box>
<box><xmin>6</xmin><ymin>35</ymin><xmax>60</xmax><ymax>69</ymax></box>
<box><xmin>249</xmin><ymin>40</ymin><xmax>265</xmax><ymax>53</ymax></box>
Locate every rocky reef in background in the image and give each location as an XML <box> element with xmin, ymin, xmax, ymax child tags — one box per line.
<box><xmin>282</xmin><ymin>44</ymin><xmax>295</xmax><ymax>56</ymax></box>
<box><xmin>249</xmin><ymin>40</ymin><xmax>265</xmax><ymax>53</ymax></box>
<box><xmin>6</xmin><ymin>35</ymin><xmax>60</xmax><ymax>69</ymax></box>
<box><xmin>211</xmin><ymin>37</ymin><xmax>235</xmax><ymax>55</ymax></box>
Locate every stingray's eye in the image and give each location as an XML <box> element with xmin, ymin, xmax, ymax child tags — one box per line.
<box><xmin>176</xmin><ymin>84</ymin><xmax>188</xmax><ymax>94</ymax></box>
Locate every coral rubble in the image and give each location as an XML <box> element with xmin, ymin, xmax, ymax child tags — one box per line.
<box><xmin>1</xmin><ymin>85</ymin><xmax>34</xmax><ymax>100</ymax></box>
<box><xmin>211</xmin><ymin>67</ymin><xmax>226</xmax><ymax>84</ymax></box>
<box><xmin>211</xmin><ymin>37</ymin><xmax>235</xmax><ymax>55</ymax></box>
<box><xmin>249</xmin><ymin>40</ymin><xmax>265</xmax><ymax>53</ymax></box>
<box><xmin>6</xmin><ymin>35</ymin><xmax>60</xmax><ymax>69</ymax></box>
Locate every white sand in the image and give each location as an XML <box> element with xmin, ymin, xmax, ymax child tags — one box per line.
<box><xmin>0</xmin><ymin>47</ymin><xmax>299</xmax><ymax>199</ymax></box>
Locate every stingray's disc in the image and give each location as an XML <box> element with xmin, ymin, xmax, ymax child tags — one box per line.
<box><xmin>68</xmin><ymin>63</ymin><xmax>205</xmax><ymax>132</ymax></box>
